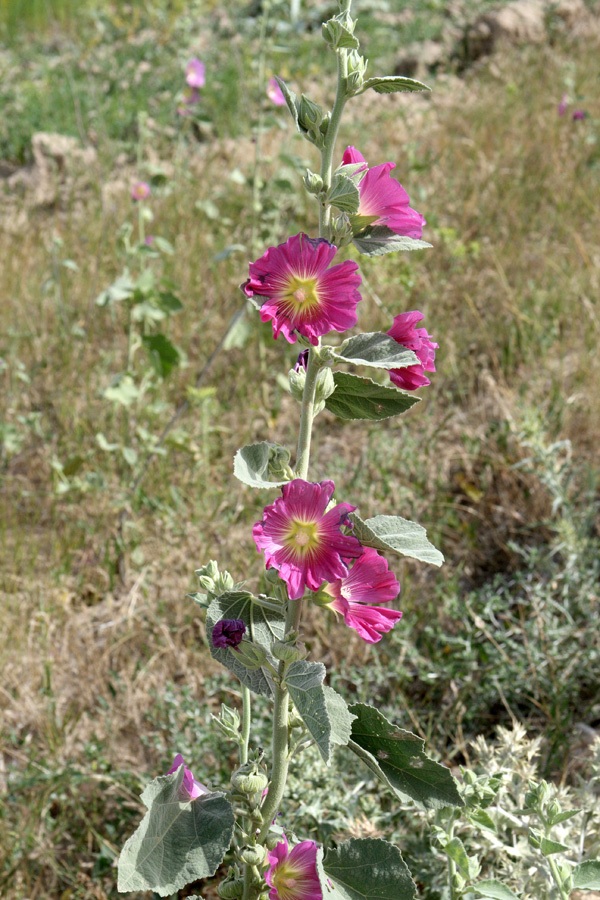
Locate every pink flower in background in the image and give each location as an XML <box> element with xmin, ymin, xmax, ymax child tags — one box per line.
<box><xmin>167</xmin><ymin>754</ymin><xmax>210</xmax><ymax>801</ymax></box>
<box><xmin>131</xmin><ymin>181</ymin><xmax>150</xmax><ymax>201</ymax></box>
<box><xmin>253</xmin><ymin>479</ymin><xmax>362</xmax><ymax>600</ymax></box>
<box><xmin>145</xmin><ymin>235</ymin><xmax>155</xmax><ymax>246</ymax></box>
<box><xmin>342</xmin><ymin>145</ymin><xmax>425</xmax><ymax>239</ymax></box>
<box><xmin>323</xmin><ymin>547</ymin><xmax>402</xmax><ymax>643</ymax></box>
<box><xmin>558</xmin><ymin>93</ymin><xmax>568</xmax><ymax>116</ymax></box>
<box><xmin>572</xmin><ymin>110</ymin><xmax>587</xmax><ymax>120</ymax></box>
<box><xmin>267</xmin><ymin>76</ymin><xmax>286</xmax><ymax>106</ymax></box>
<box><xmin>186</xmin><ymin>57</ymin><xmax>206</xmax><ymax>88</ymax></box>
<box><xmin>387</xmin><ymin>310</ymin><xmax>438</xmax><ymax>391</ymax></box>
<box><xmin>265</xmin><ymin>835</ymin><xmax>322</xmax><ymax>900</ymax></box>
<box><xmin>243</xmin><ymin>233</ymin><xmax>362</xmax><ymax>344</ymax></box>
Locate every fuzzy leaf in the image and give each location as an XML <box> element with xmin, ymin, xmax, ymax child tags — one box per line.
<box><xmin>284</xmin><ymin>660</ymin><xmax>355</xmax><ymax>764</ymax></box>
<box><xmin>471</xmin><ymin>881</ymin><xmax>521</xmax><ymax>900</ymax></box>
<box><xmin>351</xmin><ymin>513</ymin><xmax>444</xmax><ymax>567</ymax></box>
<box><xmin>325</xmin><ymin>373</ymin><xmax>420</xmax><ymax>421</ymax></box>
<box><xmin>103</xmin><ymin>375</ymin><xmax>140</xmax><ymax>407</ymax></box>
<box><xmin>233</xmin><ymin>441</ymin><xmax>290</xmax><ymax>489</ymax></box>
<box><xmin>348</xmin><ymin>704</ymin><xmax>463</xmax><ymax>810</ymax></box>
<box><xmin>446</xmin><ymin>837</ymin><xmax>471</xmax><ymax>876</ymax></box>
<box><xmin>573</xmin><ymin>861</ymin><xmax>600</xmax><ymax>889</ymax></box>
<box><xmin>468</xmin><ymin>809</ymin><xmax>497</xmax><ymax>833</ymax></box>
<box><xmin>206</xmin><ymin>591</ymin><xmax>285</xmax><ymax>697</ymax></box>
<box><xmin>361</xmin><ymin>75</ymin><xmax>431</xmax><ymax>94</ymax></box>
<box><xmin>117</xmin><ymin>768</ymin><xmax>234</xmax><ymax>896</ymax></box>
<box><xmin>329</xmin><ymin>174</ymin><xmax>361</xmax><ymax>214</ymax></box>
<box><xmin>353</xmin><ymin>225</ymin><xmax>432</xmax><ymax>257</ymax></box>
<box><xmin>320</xmin><ymin>838</ymin><xmax>416</xmax><ymax>900</ymax></box>
<box><xmin>539</xmin><ymin>836</ymin><xmax>570</xmax><ymax>856</ymax></box>
<box><xmin>95</xmin><ymin>273</ymin><xmax>135</xmax><ymax>306</ymax></box>
<box><xmin>142</xmin><ymin>334</ymin><xmax>180</xmax><ymax>378</ymax></box>
<box><xmin>334</xmin><ymin>332</ymin><xmax>419</xmax><ymax>370</ymax></box>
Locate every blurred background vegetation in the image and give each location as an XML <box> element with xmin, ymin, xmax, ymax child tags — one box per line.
<box><xmin>0</xmin><ymin>0</ymin><xmax>599</xmax><ymax>898</ymax></box>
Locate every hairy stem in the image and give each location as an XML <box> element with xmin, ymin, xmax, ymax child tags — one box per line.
<box><xmin>240</xmin><ymin>684</ymin><xmax>251</xmax><ymax>765</ymax></box>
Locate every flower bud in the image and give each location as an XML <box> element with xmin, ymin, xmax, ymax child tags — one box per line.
<box><xmin>266</xmin><ymin>831</ymin><xmax>284</xmax><ymax>850</ymax></box>
<box><xmin>239</xmin><ymin>844</ymin><xmax>267</xmax><ymax>866</ymax></box>
<box><xmin>315</xmin><ymin>367</ymin><xmax>335</xmax><ymax>403</ymax></box>
<box><xmin>196</xmin><ymin>561</ymin><xmax>235</xmax><ymax>600</ymax></box>
<box><xmin>528</xmin><ymin>828</ymin><xmax>542</xmax><ymax>850</ymax></box>
<box><xmin>330</xmin><ymin>214</ymin><xmax>353</xmax><ymax>247</ymax></box>
<box><xmin>304</xmin><ymin>170</ymin><xmax>324</xmax><ymax>195</ymax></box>
<box><xmin>231</xmin><ymin>766</ymin><xmax>269</xmax><ymax>795</ymax></box>
<box><xmin>299</xmin><ymin>95</ymin><xmax>324</xmax><ymax>132</ymax></box>
<box><xmin>218</xmin><ymin>875</ymin><xmax>245</xmax><ymax>899</ymax></box>
<box><xmin>235</xmin><ymin>641</ymin><xmax>268</xmax><ymax>670</ymax></box>
<box><xmin>271</xmin><ymin>639</ymin><xmax>306</xmax><ymax>663</ymax></box>
<box><xmin>288</xmin><ymin>366</ymin><xmax>306</xmax><ymax>402</ymax></box>
<box><xmin>547</xmin><ymin>799</ymin><xmax>561</xmax><ymax>823</ymax></box>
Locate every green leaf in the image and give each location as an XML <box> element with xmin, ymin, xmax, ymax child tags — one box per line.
<box><xmin>142</xmin><ymin>334</ymin><xmax>180</xmax><ymax>378</ymax></box>
<box><xmin>471</xmin><ymin>881</ymin><xmax>520</xmax><ymax>900</ymax></box>
<box><xmin>329</xmin><ymin>174</ymin><xmax>361</xmax><ymax>215</ymax></box>
<box><xmin>156</xmin><ymin>291</ymin><xmax>184</xmax><ymax>314</ymax></box>
<box><xmin>322</xmin><ymin>18</ymin><xmax>360</xmax><ymax>50</ymax></box>
<box><xmin>325</xmin><ymin>373</ymin><xmax>420</xmax><ymax>421</ymax></box>
<box><xmin>468</xmin><ymin>808</ymin><xmax>497</xmax><ymax>833</ymax></box>
<box><xmin>103</xmin><ymin>375</ymin><xmax>140</xmax><ymax>407</ymax></box>
<box><xmin>206</xmin><ymin>591</ymin><xmax>285</xmax><ymax>697</ymax></box>
<box><xmin>284</xmin><ymin>660</ymin><xmax>355</xmax><ymax>764</ymax></box>
<box><xmin>446</xmin><ymin>837</ymin><xmax>471</xmax><ymax>876</ymax></box>
<box><xmin>96</xmin><ymin>432</ymin><xmax>119</xmax><ymax>452</ymax></box>
<box><xmin>361</xmin><ymin>75</ymin><xmax>431</xmax><ymax>94</ymax></box>
<box><xmin>334</xmin><ymin>332</ymin><xmax>419</xmax><ymax>370</ymax></box>
<box><xmin>350</xmin><ymin>514</ymin><xmax>444</xmax><ymax>567</ymax></box>
<box><xmin>233</xmin><ymin>442</ymin><xmax>290</xmax><ymax>489</ymax></box>
<box><xmin>539</xmin><ymin>836</ymin><xmax>570</xmax><ymax>856</ymax></box>
<box><xmin>348</xmin><ymin>703</ymin><xmax>463</xmax><ymax>810</ymax></box>
<box><xmin>320</xmin><ymin>838</ymin><xmax>416</xmax><ymax>900</ymax></box>
<box><xmin>95</xmin><ymin>273</ymin><xmax>135</xmax><ymax>307</ymax></box>
<box><xmin>117</xmin><ymin>767</ymin><xmax>234</xmax><ymax>896</ymax></box>
<box><xmin>353</xmin><ymin>225</ymin><xmax>433</xmax><ymax>257</ymax></box>
<box><xmin>573</xmin><ymin>861</ymin><xmax>600</xmax><ymax>889</ymax></box>
<box><xmin>122</xmin><ymin>446</ymin><xmax>138</xmax><ymax>466</ymax></box>
<box><xmin>153</xmin><ymin>236</ymin><xmax>175</xmax><ymax>255</ymax></box>
<box><xmin>551</xmin><ymin>809</ymin><xmax>581</xmax><ymax>825</ymax></box>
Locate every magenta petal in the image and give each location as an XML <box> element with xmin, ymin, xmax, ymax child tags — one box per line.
<box><xmin>343</xmin><ymin>603</ymin><xmax>403</xmax><ymax>643</ymax></box>
<box><xmin>387</xmin><ymin>310</ymin><xmax>438</xmax><ymax>391</ymax></box>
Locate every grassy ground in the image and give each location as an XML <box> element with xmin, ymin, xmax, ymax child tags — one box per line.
<box><xmin>1</xmin><ymin>1</ymin><xmax>599</xmax><ymax>898</ymax></box>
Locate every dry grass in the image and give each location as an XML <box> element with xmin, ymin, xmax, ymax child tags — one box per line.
<box><xmin>1</xmin><ymin>18</ymin><xmax>599</xmax><ymax>899</ymax></box>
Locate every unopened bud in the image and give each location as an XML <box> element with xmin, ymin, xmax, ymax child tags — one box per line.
<box><xmin>235</xmin><ymin>641</ymin><xmax>268</xmax><ymax>670</ymax></box>
<box><xmin>266</xmin><ymin>832</ymin><xmax>284</xmax><ymax>850</ymax></box>
<box><xmin>330</xmin><ymin>214</ymin><xmax>353</xmax><ymax>247</ymax></box>
<box><xmin>218</xmin><ymin>870</ymin><xmax>244</xmax><ymax>900</ymax></box>
<box><xmin>239</xmin><ymin>844</ymin><xmax>267</xmax><ymax>866</ymax></box>
<box><xmin>231</xmin><ymin>766</ymin><xmax>269</xmax><ymax>795</ymax></box>
<box><xmin>299</xmin><ymin>95</ymin><xmax>324</xmax><ymax>130</ymax></box>
<box><xmin>271</xmin><ymin>639</ymin><xmax>306</xmax><ymax>663</ymax></box>
<box><xmin>304</xmin><ymin>170</ymin><xmax>324</xmax><ymax>195</ymax></box>
<box><xmin>547</xmin><ymin>799</ymin><xmax>561</xmax><ymax>822</ymax></box>
<box><xmin>528</xmin><ymin>828</ymin><xmax>542</xmax><ymax>850</ymax></box>
<box><xmin>315</xmin><ymin>367</ymin><xmax>335</xmax><ymax>403</ymax></box>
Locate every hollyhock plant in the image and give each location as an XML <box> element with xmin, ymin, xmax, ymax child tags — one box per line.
<box><xmin>387</xmin><ymin>310</ymin><xmax>438</xmax><ymax>391</ymax></box>
<box><xmin>323</xmin><ymin>547</ymin><xmax>402</xmax><ymax>643</ymax></box>
<box><xmin>243</xmin><ymin>233</ymin><xmax>362</xmax><ymax>344</ymax></box>
<box><xmin>186</xmin><ymin>57</ymin><xmax>206</xmax><ymax>88</ymax></box>
<box><xmin>167</xmin><ymin>753</ymin><xmax>210</xmax><ymax>801</ymax></box>
<box><xmin>131</xmin><ymin>181</ymin><xmax>150</xmax><ymax>201</ymax></box>
<box><xmin>342</xmin><ymin>145</ymin><xmax>425</xmax><ymax>239</ymax></box>
<box><xmin>212</xmin><ymin>618</ymin><xmax>246</xmax><ymax>648</ymax></box>
<box><xmin>265</xmin><ymin>835</ymin><xmax>322</xmax><ymax>900</ymax></box>
<box><xmin>253</xmin><ymin>479</ymin><xmax>362</xmax><ymax>600</ymax></box>
<box><xmin>267</xmin><ymin>76</ymin><xmax>286</xmax><ymax>106</ymax></box>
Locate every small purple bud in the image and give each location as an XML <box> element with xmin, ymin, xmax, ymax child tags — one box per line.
<box><xmin>294</xmin><ymin>349</ymin><xmax>309</xmax><ymax>373</ymax></box>
<box><xmin>212</xmin><ymin>618</ymin><xmax>246</xmax><ymax>648</ymax></box>
<box><xmin>572</xmin><ymin>110</ymin><xmax>586</xmax><ymax>120</ymax></box>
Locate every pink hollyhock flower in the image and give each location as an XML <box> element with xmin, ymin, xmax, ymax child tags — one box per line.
<box><xmin>131</xmin><ymin>181</ymin><xmax>151</xmax><ymax>201</ymax></box>
<box><xmin>572</xmin><ymin>110</ymin><xmax>587</xmax><ymax>120</ymax></box>
<box><xmin>243</xmin><ymin>233</ymin><xmax>361</xmax><ymax>345</ymax></box>
<box><xmin>558</xmin><ymin>93</ymin><xmax>568</xmax><ymax>116</ymax></box>
<box><xmin>342</xmin><ymin>146</ymin><xmax>425</xmax><ymax>239</ymax></box>
<box><xmin>323</xmin><ymin>547</ymin><xmax>402</xmax><ymax>643</ymax></box>
<box><xmin>212</xmin><ymin>618</ymin><xmax>246</xmax><ymax>649</ymax></box>
<box><xmin>387</xmin><ymin>310</ymin><xmax>438</xmax><ymax>391</ymax></box>
<box><xmin>167</xmin><ymin>753</ymin><xmax>210</xmax><ymax>801</ymax></box>
<box><xmin>266</xmin><ymin>835</ymin><xmax>322</xmax><ymax>900</ymax></box>
<box><xmin>186</xmin><ymin>57</ymin><xmax>206</xmax><ymax>88</ymax></box>
<box><xmin>267</xmin><ymin>76</ymin><xmax>286</xmax><ymax>106</ymax></box>
<box><xmin>253</xmin><ymin>479</ymin><xmax>362</xmax><ymax>600</ymax></box>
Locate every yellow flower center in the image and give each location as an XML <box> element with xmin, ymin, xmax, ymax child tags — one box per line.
<box><xmin>272</xmin><ymin>863</ymin><xmax>301</xmax><ymax>900</ymax></box>
<box><xmin>281</xmin><ymin>276</ymin><xmax>320</xmax><ymax>320</ymax></box>
<box><xmin>285</xmin><ymin>520</ymin><xmax>320</xmax><ymax>556</ymax></box>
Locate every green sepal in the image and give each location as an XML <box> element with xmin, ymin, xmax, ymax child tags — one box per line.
<box><xmin>347</xmin><ymin>703</ymin><xmax>463</xmax><ymax>810</ymax></box>
<box><xmin>206</xmin><ymin>591</ymin><xmax>285</xmax><ymax>697</ymax></box>
<box><xmin>334</xmin><ymin>332</ymin><xmax>419</xmax><ymax>370</ymax></box>
<box><xmin>361</xmin><ymin>75</ymin><xmax>431</xmax><ymax>94</ymax></box>
<box><xmin>353</xmin><ymin>225</ymin><xmax>433</xmax><ymax>257</ymax></box>
<box><xmin>273</xmin><ymin>76</ymin><xmax>301</xmax><ymax>131</ymax></box>
<box><xmin>328</xmin><ymin>174</ymin><xmax>361</xmax><ymax>215</ymax></box>
<box><xmin>325</xmin><ymin>372</ymin><xmax>420</xmax><ymax>421</ymax></box>
<box><xmin>233</xmin><ymin>441</ymin><xmax>291</xmax><ymax>489</ymax></box>
<box><xmin>283</xmin><ymin>659</ymin><xmax>355</xmax><ymax>764</ymax></box>
<box><xmin>471</xmin><ymin>881</ymin><xmax>521</xmax><ymax>900</ymax></box>
<box><xmin>350</xmin><ymin>513</ymin><xmax>444</xmax><ymax>567</ymax></box>
<box><xmin>322</xmin><ymin>18</ymin><xmax>360</xmax><ymax>51</ymax></box>
<box><xmin>318</xmin><ymin>838</ymin><xmax>416</xmax><ymax>900</ymax></box>
<box><xmin>117</xmin><ymin>767</ymin><xmax>234</xmax><ymax>896</ymax></box>
<box><xmin>573</xmin><ymin>860</ymin><xmax>600</xmax><ymax>889</ymax></box>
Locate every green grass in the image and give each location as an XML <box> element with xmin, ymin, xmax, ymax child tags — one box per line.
<box><xmin>1</xmin><ymin>0</ymin><xmax>599</xmax><ymax>896</ymax></box>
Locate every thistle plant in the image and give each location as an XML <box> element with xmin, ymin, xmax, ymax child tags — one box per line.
<box><xmin>116</xmin><ymin>4</ymin><xmax>600</xmax><ymax>900</ymax></box>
